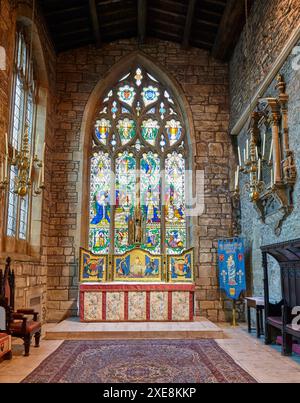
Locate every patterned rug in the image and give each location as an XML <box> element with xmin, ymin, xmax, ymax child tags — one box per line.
<box><xmin>22</xmin><ymin>340</ymin><xmax>257</xmax><ymax>383</ymax></box>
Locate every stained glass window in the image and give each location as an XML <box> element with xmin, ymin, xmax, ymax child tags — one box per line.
<box><xmin>141</xmin><ymin>152</ymin><xmax>161</xmax><ymax>254</ymax></box>
<box><xmin>89</xmin><ymin>152</ymin><xmax>111</xmax><ymax>254</ymax></box>
<box><xmin>89</xmin><ymin>66</ymin><xmax>188</xmax><ymax>255</ymax></box>
<box><xmin>165</xmin><ymin>152</ymin><xmax>186</xmax><ymax>254</ymax></box>
<box><xmin>115</xmin><ymin>152</ymin><xmax>136</xmax><ymax>254</ymax></box>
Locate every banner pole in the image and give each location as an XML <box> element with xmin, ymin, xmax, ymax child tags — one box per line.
<box><xmin>231</xmin><ymin>299</ymin><xmax>238</xmax><ymax>327</ymax></box>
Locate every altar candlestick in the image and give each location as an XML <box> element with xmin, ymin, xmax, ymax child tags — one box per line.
<box><xmin>238</xmin><ymin>146</ymin><xmax>242</xmax><ymax>166</ymax></box>
<box><xmin>236</xmin><ymin>166</ymin><xmax>239</xmax><ymax>189</ymax></box>
<box><xmin>262</xmin><ymin>132</ymin><xmax>266</xmax><ymax>159</ymax></box>
<box><xmin>42</xmin><ymin>162</ymin><xmax>45</xmax><ymax>185</ymax></box>
<box><xmin>17</xmin><ymin>129</ymin><xmax>21</xmax><ymax>150</ymax></box>
<box><xmin>270</xmin><ymin>168</ymin><xmax>274</xmax><ymax>186</ymax></box>
<box><xmin>5</xmin><ymin>132</ymin><xmax>8</xmax><ymax>156</ymax></box>
<box><xmin>41</xmin><ymin>142</ymin><xmax>45</xmax><ymax>184</ymax></box>
<box><xmin>269</xmin><ymin>139</ymin><xmax>273</xmax><ymax>162</ymax></box>
<box><xmin>255</xmin><ymin>146</ymin><xmax>259</xmax><ymax>160</ymax></box>
<box><xmin>4</xmin><ymin>155</ymin><xmax>8</xmax><ymax>180</ymax></box>
<box><xmin>35</xmin><ymin>130</ymin><xmax>40</xmax><ymax>157</ymax></box>
<box><xmin>28</xmin><ymin>156</ymin><xmax>33</xmax><ymax>182</ymax></box>
<box><xmin>243</xmin><ymin>148</ymin><xmax>246</xmax><ymax>164</ymax></box>
<box><xmin>42</xmin><ymin>142</ymin><xmax>45</xmax><ymax>161</ymax></box>
<box><xmin>37</xmin><ymin>166</ymin><xmax>42</xmax><ymax>189</ymax></box>
<box><xmin>258</xmin><ymin>159</ymin><xmax>261</xmax><ymax>181</ymax></box>
<box><xmin>246</xmin><ymin>140</ymin><xmax>249</xmax><ymax>160</ymax></box>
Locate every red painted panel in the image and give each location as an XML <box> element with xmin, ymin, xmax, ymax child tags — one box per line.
<box><xmin>79</xmin><ymin>291</ymin><xmax>84</xmax><ymax>321</ymax></box>
<box><xmin>80</xmin><ymin>283</ymin><xmax>195</xmax><ymax>292</ymax></box>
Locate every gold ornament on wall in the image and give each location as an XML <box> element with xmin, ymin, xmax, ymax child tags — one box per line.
<box><xmin>234</xmin><ymin>75</ymin><xmax>297</xmax><ymax>235</ymax></box>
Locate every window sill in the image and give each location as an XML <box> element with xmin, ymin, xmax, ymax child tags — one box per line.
<box><xmin>0</xmin><ymin>236</ymin><xmax>41</xmax><ymax>263</ymax></box>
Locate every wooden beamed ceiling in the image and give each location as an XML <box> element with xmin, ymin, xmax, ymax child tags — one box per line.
<box><xmin>38</xmin><ymin>0</ymin><xmax>252</xmax><ymax>60</ymax></box>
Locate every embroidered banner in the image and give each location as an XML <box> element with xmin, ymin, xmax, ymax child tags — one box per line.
<box><xmin>218</xmin><ymin>238</ymin><xmax>246</xmax><ymax>300</ymax></box>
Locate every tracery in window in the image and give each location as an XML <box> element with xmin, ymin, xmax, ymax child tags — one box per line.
<box><xmin>89</xmin><ymin>66</ymin><xmax>188</xmax><ymax>255</ymax></box>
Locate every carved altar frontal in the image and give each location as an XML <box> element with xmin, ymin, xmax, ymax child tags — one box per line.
<box><xmin>79</xmin><ymin>247</ymin><xmax>195</xmax><ymax>322</ymax></box>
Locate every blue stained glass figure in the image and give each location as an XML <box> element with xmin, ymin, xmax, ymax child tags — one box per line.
<box><xmin>90</xmin><ymin>191</ymin><xmax>110</xmax><ymax>225</ymax></box>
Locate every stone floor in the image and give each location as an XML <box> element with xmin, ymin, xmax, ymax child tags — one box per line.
<box><xmin>0</xmin><ymin>323</ymin><xmax>299</xmax><ymax>383</ymax></box>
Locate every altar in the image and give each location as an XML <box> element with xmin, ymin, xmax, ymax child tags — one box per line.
<box><xmin>79</xmin><ymin>247</ymin><xmax>195</xmax><ymax>322</ymax></box>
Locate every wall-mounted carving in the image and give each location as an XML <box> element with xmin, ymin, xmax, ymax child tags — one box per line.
<box><xmin>234</xmin><ymin>75</ymin><xmax>297</xmax><ymax>235</ymax></box>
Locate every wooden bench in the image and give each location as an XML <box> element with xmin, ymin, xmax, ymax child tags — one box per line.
<box><xmin>262</xmin><ymin>239</ymin><xmax>300</xmax><ymax>356</ymax></box>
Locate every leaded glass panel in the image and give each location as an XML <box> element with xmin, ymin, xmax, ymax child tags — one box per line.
<box><xmin>165</xmin><ymin>152</ymin><xmax>186</xmax><ymax>254</ymax></box>
<box><xmin>19</xmin><ymin>195</ymin><xmax>28</xmax><ymax>239</ymax></box>
<box><xmin>7</xmin><ymin>166</ymin><xmax>18</xmax><ymax>237</ymax></box>
<box><xmin>89</xmin><ymin>152</ymin><xmax>111</xmax><ymax>254</ymax></box>
<box><xmin>115</xmin><ymin>152</ymin><xmax>136</xmax><ymax>254</ymax></box>
<box><xmin>89</xmin><ymin>66</ymin><xmax>188</xmax><ymax>255</ymax></box>
<box><xmin>7</xmin><ymin>29</ymin><xmax>37</xmax><ymax>240</ymax></box>
<box><xmin>141</xmin><ymin>152</ymin><xmax>161</xmax><ymax>254</ymax></box>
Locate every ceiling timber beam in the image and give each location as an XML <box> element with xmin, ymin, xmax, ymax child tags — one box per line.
<box><xmin>138</xmin><ymin>0</ymin><xmax>147</xmax><ymax>44</ymax></box>
<box><xmin>182</xmin><ymin>0</ymin><xmax>197</xmax><ymax>49</ymax></box>
<box><xmin>89</xmin><ymin>0</ymin><xmax>101</xmax><ymax>48</ymax></box>
<box><xmin>212</xmin><ymin>0</ymin><xmax>253</xmax><ymax>61</ymax></box>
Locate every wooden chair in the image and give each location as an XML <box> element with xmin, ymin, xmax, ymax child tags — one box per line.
<box><xmin>262</xmin><ymin>239</ymin><xmax>300</xmax><ymax>356</ymax></box>
<box><xmin>0</xmin><ymin>257</ymin><xmax>42</xmax><ymax>357</ymax></box>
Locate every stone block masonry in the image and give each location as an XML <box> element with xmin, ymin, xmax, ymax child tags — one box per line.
<box><xmin>230</xmin><ymin>0</ymin><xmax>300</xmax><ymax>305</ymax></box>
<box><xmin>50</xmin><ymin>38</ymin><xmax>235</xmax><ymax>322</ymax></box>
<box><xmin>3</xmin><ymin>0</ymin><xmax>299</xmax><ymax>324</ymax></box>
<box><xmin>0</xmin><ymin>0</ymin><xmax>56</xmax><ymax>322</ymax></box>
<box><xmin>230</xmin><ymin>0</ymin><xmax>300</xmax><ymax>129</ymax></box>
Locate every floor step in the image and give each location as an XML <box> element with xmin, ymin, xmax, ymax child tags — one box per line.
<box><xmin>45</xmin><ymin>317</ymin><xmax>224</xmax><ymax>340</ymax></box>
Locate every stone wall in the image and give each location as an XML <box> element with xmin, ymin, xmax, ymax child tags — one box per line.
<box><xmin>230</xmin><ymin>0</ymin><xmax>300</xmax><ymax>300</ymax></box>
<box><xmin>6</xmin><ymin>1</ymin><xmax>294</xmax><ymax>323</ymax></box>
<box><xmin>0</xmin><ymin>0</ymin><xmax>56</xmax><ymax>321</ymax></box>
<box><xmin>230</xmin><ymin>0</ymin><xmax>300</xmax><ymax>129</ymax></box>
<box><xmin>49</xmin><ymin>39</ymin><xmax>235</xmax><ymax>322</ymax></box>
<box><xmin>236</xmin><ymin>42</ymin><xmax>300</xmax><ymax>300</ymax></box>
<box><xmin>0</xmin><ymin>0</ymin><xmax>15</xmax><ymax>183</ymax></box>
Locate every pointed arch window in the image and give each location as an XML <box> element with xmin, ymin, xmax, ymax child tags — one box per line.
<box><xmin>89</xmin><ymin>66</ymin><xmax>188</xmax><ymax>255</ymax></box>
<box><xmin>7</xmin><ymin>28</ymin><xmax>37</xmax><ymax>239</ymax></box>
